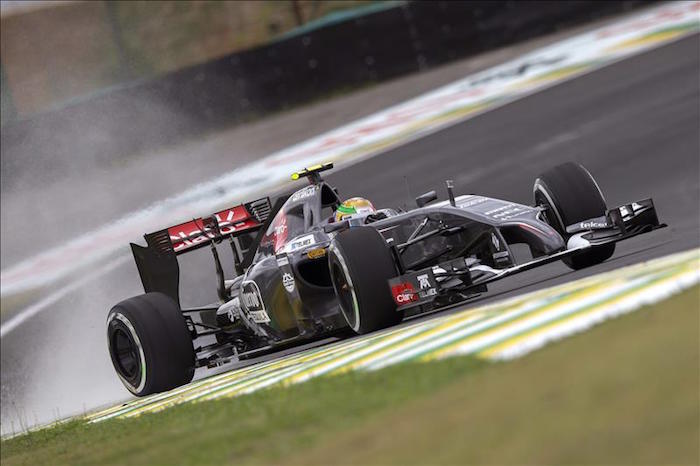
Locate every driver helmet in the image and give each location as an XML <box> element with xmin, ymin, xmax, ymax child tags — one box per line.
<box><xmin>335</xmin><ymin>197</ymin><xmax>376</xmax><ymax>223</ymax></box>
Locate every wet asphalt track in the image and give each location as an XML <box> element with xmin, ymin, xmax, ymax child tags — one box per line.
<box><xmin>1</xmin><ymin>33</ymin><xmax>698</xmax><ymax>434</ymax></box>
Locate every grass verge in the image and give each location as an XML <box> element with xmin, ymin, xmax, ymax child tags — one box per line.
<box><xmin>2</xmin><ymin>286</ymin><xmax>698</xmax><ymax>465</ymax></box>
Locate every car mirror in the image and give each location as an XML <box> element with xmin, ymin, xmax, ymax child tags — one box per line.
<box><xmin>323</xmin><ymin>220</ymin><xmax>349</xmax><ymax>233</ymax></box>
<box><xmin>416</xmin><ymin>190</ymin><xmax>437</xmax><ymax>208</ymax></box>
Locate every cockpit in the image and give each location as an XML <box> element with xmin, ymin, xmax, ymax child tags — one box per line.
<box><xmin>255</xmin><ymin>182</ymin><xmax>340</xmax><ymax>258</ymax></box>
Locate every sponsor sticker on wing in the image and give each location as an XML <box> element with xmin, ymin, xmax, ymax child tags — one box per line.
<box><xmin>168</xmin><ymin>205</ymin><xmax>260</xmax><ymax>253</ymax></box>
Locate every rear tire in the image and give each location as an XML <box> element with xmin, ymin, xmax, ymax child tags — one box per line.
<box><xmin>328</xmin><ymin>227</ymin><xmax>403</xmax><ymax>334</ymax></box>
<box><xmin>107</xmin><ymin>292</ymin><xmax>195</xmax><ymax>396</ymax></box>
<box><xmin>534</xmin><ymin>162</ymin><xmax>615</xmax><ymax>270</ymax></box>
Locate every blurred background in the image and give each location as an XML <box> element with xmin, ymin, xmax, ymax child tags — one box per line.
<box><xmin>1</xmin><ymin>0</ymin><xmax>377</xmax><ymax>121</ymax></box>
<box><xmin>2</xmin><ymin>0</ymin><xmax>698</xmax><ymax>439</ymax></box>
<box><xmin>1</xmin><ymin>1</ymin><xmax>646</xmax><ymax>191</ymax></box>
<box><xmin>1</xmin><ymin>0</ymin><xmax>648</xmax><ymax>266</ymax></box>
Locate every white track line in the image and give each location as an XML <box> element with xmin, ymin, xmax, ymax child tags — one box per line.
<box><xmin>0</xmin><ymin>256</ymin><xmax>130</xmax><ymax>338</ymax></box>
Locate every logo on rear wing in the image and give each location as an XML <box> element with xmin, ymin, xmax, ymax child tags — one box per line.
<box><xmin>167</xmin><ymin>205</ymin><xmax>261</xmax><ymax>253</ymax></box>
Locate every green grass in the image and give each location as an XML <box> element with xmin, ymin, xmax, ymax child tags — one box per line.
<box><xmin>2</xmin><ymin>287</ymin><xmax>698</xmax><ymax>465</ymax></box>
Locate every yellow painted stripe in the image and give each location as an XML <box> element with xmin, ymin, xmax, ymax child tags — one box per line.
<box><xmin>327</xmin><ymin>313</ymin><xmax>487</xmax><ymax>376</ymax></box>
<box><xmin>104</xmin><ymin>338</ymin><xmax>378</xmax><ymax>419</ymax></box>
<box><xmin>330</xmin><ymin>291</ymin><xmax>578</xmax><ymax>373</ymax></box>
<box><xmin>289</xmin><ymin>313</ymin><xmax>488</xmax><ymax>382</ymax></box>
<box><xmin>478</xmin><ymin>267</ymin><xmax>697</xmax><ymax>359</ymax></box>
<box><xmin>419</xmin><ymin>274</ymin><xmax>651</xmax><ymax>363</ymax></box>
<box><xmin>606</xmin><ymin>29</ymin><xmax>692</xmax><ymax>53</ymax></box>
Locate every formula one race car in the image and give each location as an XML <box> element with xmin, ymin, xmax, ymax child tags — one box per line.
<box><xmin>107</xmin><ymin>162</ymin><xmax>665</xmax><ymax>396</ymax></box>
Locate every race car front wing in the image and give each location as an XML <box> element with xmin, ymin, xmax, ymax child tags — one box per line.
<box><xmin>388</xmin><ymin>197</ymin><xmax>666</xmax><ymax>311</ymax></box>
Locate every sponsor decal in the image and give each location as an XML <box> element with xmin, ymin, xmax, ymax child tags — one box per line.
<box><xmin>290</xmin><ymin>185</ymin><xmax>317</xmax><ymax>202</ymax></box>
<box><xmin>390</xmin><ymin>271</ymin><xmax>438</xmax><ymax>305</ymax></box>
<box><xmin>458</xmin><ymin>196</ymin><xmax>488</xmax><ymax>208</ymax></box>
<box><xmin>241</xmin><ymin>281</ymin><xmax>271</xmax><ymax>323</ymax></box>
<box><xmin>483</xmin><ymin>203</ymin><xmax>530</xmax><ymax>221</ymax></box>
<box><xmin>566</xmin><ymin>216</ymin><xmax>611</xmax><ymax>234</ymax></box>
<box><xmin>168</xmin><ymin>205</ymin><xmax>259</xmax><ymax>253</ymax></box>
<box><xmin>271</xmin><ymin>213</ymin><xmax>289</xmax><ymax>253</ymax></box>
<box><xmin>414</xmin><ymin>272</ymin><xmax>437</xmax><ymax>299</ymax></box>
<box><xmin>276</xmin><ymin>256</ymin><xmax>289</xmax><ymax>266</ymax></box>
<box><xmin>284</xmin><ymin>234</ymin><xmax>316</xmax><ymax>253</ymax></box>
<box><xmin>494</xmin><ymin>209</ymin><xmax>528</xmax><ymax>220</ymax></box>
<box><xmin>248</xmin><ymin>310</ymin><xmax>271</xmax><ymax>324</ymax></box>
<box><xmin>485</xmin><ymin>205</ymin><xmax>509</xmax><ymax>216</ymax></box>
<box><xmin>620</xmin><ymin>203</ymin><xmax>646</xmax><ymax>217</ymax></box>
<box><xmin>306</xmin><ymin>247</ymin><xmax>326</xmax><ymax>259</ymax></box>
<box><xmin>391</xmin><ymin>282</ymin><xmax>418</xmax><ymax>305</ymax></box>
<box><xmin>579</xmin><ymin>221</ymin><xmax>609</xmax><ymax>230</ymax></box>
<box><xmin>417</xmin><ymin>274</ymin><xmax>431</xmax><ymax>290</ymax></box>
<box><xmin>241</xmin><ymin>288</ymin><xmax>261</xmax><ymax>308</ymax></box>
<box><xmin>274</xmin><ymin>223</ymin><xmax>288</xmax><ymax>236</ymax></box>
<box><xmin>282</xmin><ymin>273</ymin><xmax>295</xmax><ymax>293</ymax></box>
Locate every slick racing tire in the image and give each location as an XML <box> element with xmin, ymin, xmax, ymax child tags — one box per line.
<box><xmin>107</xmin><ymin>292</ymin><xmax>195</xmax><ymax>397</ymax></box>
<box><xmin>329</xmin><ymin>227</ymin><xmax>403</xmax><ymax>334</ymax></box>
<box><xmin>534</xmin><ymin>162</ymin><xmax>615</xmax><ymax>270</ymax></box>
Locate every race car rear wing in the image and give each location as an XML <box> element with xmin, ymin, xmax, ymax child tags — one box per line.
<box><xmin>130</xmin><ymin>198</ymin><xmax>272</xmax><ymax>306</ymax></box>
<box><xmin>161</xmin><ymin>199</ymin><xmax>272</xmax><ymax>255</ymax></box>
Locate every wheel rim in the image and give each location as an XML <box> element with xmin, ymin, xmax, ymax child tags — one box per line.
<box><xmin>107</xmin><ymin>312</ymin><xmax>147</xmax><ymax>393</ymax></box>
<box><xmin>112</xmin><ymin>328</ymin><xmax>139</xmax><ymax>380</ymax></box>
<box><xmin>534</xmin><ymin>183</ymin><xmax>565</xmax><ymax>235</ymax></box>
<box><xmin>329</xmin><ymin>246</ymin><xmax>360</xmax><ymax>331</ymax></box>
<box><xmin>331</xmin><ymin>260</ymin><xmax>357</xmax><ymax>329</ymax></box>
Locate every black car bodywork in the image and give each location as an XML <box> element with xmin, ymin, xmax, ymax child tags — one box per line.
<box><xmin>126</xmin><ymin>163</ymin><xmax>665</xmax><ymax>373</ymax></box>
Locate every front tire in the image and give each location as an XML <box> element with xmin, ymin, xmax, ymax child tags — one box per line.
<box><xmin>107</xmin><ymin>292</ymin><xmax>195</xmax><ymax>396</ymax></box>
<box><xmin>534</xmin><ymin>162</ymin><xmax>615</xmax><ymax>270</ymax></box>
<box><xmin>328</xmin><ymin>227</ymin><xmax>403</xmax><ymax>334</ymax></box>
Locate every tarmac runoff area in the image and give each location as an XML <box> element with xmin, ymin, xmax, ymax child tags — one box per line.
<box><xmin>1</xmin><ymin>2</ymin><xmax>699</xmax><ymax>437</ymax></box>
